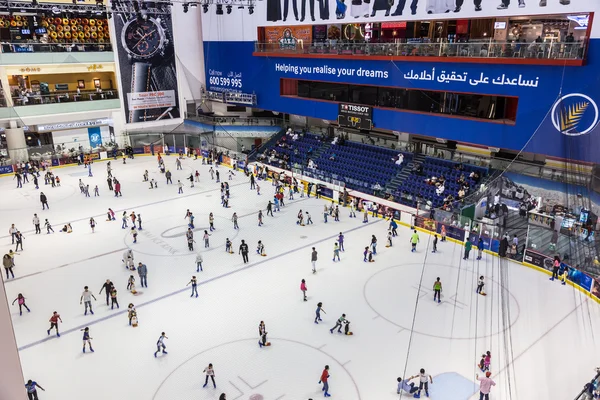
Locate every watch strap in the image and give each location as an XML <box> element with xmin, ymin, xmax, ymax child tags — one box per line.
<box><xmin>129</xmin><ymin>62</ymin><xmax>152</xmax><ymax>123</ymax></box>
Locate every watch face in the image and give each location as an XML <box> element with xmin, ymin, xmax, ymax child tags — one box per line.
<box><xmin>121</xmin><ymin>17</ymin><xmax>165</xmax><ymax>59</ymax></box>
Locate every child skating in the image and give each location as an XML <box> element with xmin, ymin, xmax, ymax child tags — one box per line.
<box><xmin>154</xmin><ymin>332</ymin><xmax>168</xmax><ymax>357</ymax></box>
<box><xmin>301</xmin><ymin>279</ymin><xmax>307</xmax><ymax>301</ymax></box>
<box><xmin>47</xmin><ymin>311</ymin><xmax>62</xmax><ymax>337</ymax></box>
<box><xmin>477</xmin><ymin>276</ymin><xmax>486</xmax><ymax>295</ymax></box>
<box><xmin>315</xmin><ymin>302</ymin><xmax>326</xmax><ymax>324</ymax></box>
<box><xmin>332</xmin><ymin>242</ymin><xmax>340</xmax><ymax>262</ymax></box>
<box><xmin>410</xmin><ymin>230</ymin><xmax>420</xmax><ymax>252</ymax></box>
<box><xmin>319</xmin><ymin>365</ymin><xmax>331</xmax><ymax>397</ymax></box>
<box><xmin>203</xmin><ymin>363</ymin><xmax>216</xmax><ymax>388</ymax></box>
<box><xmin>81</xmin><ymin>327</ymin><xmax>94</xmax><ymax>353</ymax></box>
<box><xmin>12</xmin><ymin>293</ymin><xmax>30</xmax><ymax>315</ymax></box>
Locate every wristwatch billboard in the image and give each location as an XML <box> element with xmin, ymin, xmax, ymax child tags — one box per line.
<box><xmin>119</xmin><ymin>12</ymin><xmax>179</xmax><ymax>123</ymax></box>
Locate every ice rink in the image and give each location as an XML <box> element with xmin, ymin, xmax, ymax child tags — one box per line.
<box><xmin>2</xmin><ymin>156</ymin><xmax>600</xmax><ymax>400</ymax></box>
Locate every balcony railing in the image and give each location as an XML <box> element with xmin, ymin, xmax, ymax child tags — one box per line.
<box><xmin>0</xmin><ymin>42</ymin><xmax>112</xmax><ymax>53</ymax></box>
<box><xmin>10</xmin><ymin>90</ymin><xmax>118</xmax><ymax>106</ymax></box>
<box><xmin>254</xmin><ymin>40</ymin><xmax>586</xmax><ymax>61</ymax></box>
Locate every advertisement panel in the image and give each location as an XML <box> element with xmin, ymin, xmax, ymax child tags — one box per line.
<box><xmin>338</xmin><ymin>103</ymin><xmax>373</xmax><ymax>130</ymax></box>
<box><xmin>264</xmin><ymin>26</ymin><xmax>313</xmax><ymax>49</ymax></box>
<box><xmin>114</xmin><ymin>6</ymin><xmax>180</xmax><ymax>124</ymax></box>
<box><xmin>415</xmin><ymin>216</ymin><xmax>437</xmax><ymax>232</ymax></box>
<box><xmin>204</xmin><ymin>40</ymin><xmax>600</xmax><ymax>163</ymax></box>
<box><xmin>88</xmin><ymin>127</ymin><xmax>102</xmax><ymax>148</ymax></box>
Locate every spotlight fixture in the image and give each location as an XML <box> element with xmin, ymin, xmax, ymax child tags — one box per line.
<box><xmin>182</xmin><ymin>2</ymin><xmax>189</xmax><ymax>12</ymax></box>
<box><xmin>226</xmin><ymin>4</ymin><xmax>231</xmax><ymax>13</ymax></box>
<box><xmin>202</xmin><ymin>3</ymin><xmax>208</xmax><ymax>12</ymax></box>
<box><xmin>96</xmin><ymin>0</ymin><xmax>103</xmax><ymax>6</ymax></box>
<box><xmin>215</xmin><ymin>4</ymin><xmax>223</xmax><ymax>14</ymax></box>
<box><xmin>248</xmin><ymin>5</ymin><xmax>253</xmax><ymax>14</ymax></box>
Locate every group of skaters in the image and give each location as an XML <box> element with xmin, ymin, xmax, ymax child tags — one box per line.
<box><xmin>5</xmin><ymin>154</ymin><xmax>503</xmax><ymax>399</ymax></box>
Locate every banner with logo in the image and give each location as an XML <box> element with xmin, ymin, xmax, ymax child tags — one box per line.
<box><xmin>87</xmin><ymin>127</ymin><xmax>102</xmax><ymax>148</ymax></box>
<box><xmin>113</xmin><ymin>5</ymin><xmax>180</xmax><ymax>124</ymax></box>
<box><xmin>264</xmin><ymin>26</ymin><xmax>312</xmax><ymax>49</ymax></box>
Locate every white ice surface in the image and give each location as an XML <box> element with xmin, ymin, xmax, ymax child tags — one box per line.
<box><xmin>1</xmin><ymin>156</ymin><xmax>599</xmax><ymax>400</ymax></box>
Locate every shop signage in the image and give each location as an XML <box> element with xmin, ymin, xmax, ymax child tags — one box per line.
<box><xmin>37</xmin><ymin>118</ymin><xmax>110</xmax><ymax>132</ymax></box>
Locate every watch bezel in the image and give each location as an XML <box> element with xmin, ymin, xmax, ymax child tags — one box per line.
<box><xmin>121</xmin><ymin>16</ymin><xmax>167</xmax><ymax>60</ymax></box>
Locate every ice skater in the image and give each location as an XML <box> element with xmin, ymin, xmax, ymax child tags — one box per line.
<box><xmin>330</xmin><ymin>314</ymin><xmax>346</xmax><ymax>333</ymax></box>
<box><xmin>408</xmin><ymin>368</ymin><xmax>433</xmax><ymax>398</ymax></box>
<box><xmin>203</xmin><ymin>230</ymin><xmax>211</xmax><ymax>248</ymax></box>
<box><xmin>94</xmin><ymin>185</ymin><xmax>99</xmax><ymax>196</ymax></box>
<box><xmin>432</xmin><ymin>234</ymin><xmax>438</xmax><ymax>253</ymax></box>
<box><xmin>81</xmin><ymin>327</ymin><xmax>94</xmax><ymax>353</ymax></box>
<box><xmin>477</xmin><ymin>276</ymin><xmax>485</xmax><ymax>295</ymax></box>
<box><xmin>239</xmin><ymin>240</ymin><xmax>249</xmax><ymax>263</ymax></box>
<box><xmin>477</xmin><ymin>237</ymin><xmax>485</xmax><ymax>260</ymax></box>
<box><xmin>306</xmin><ymin>211</ymin><xmax>313</xmax><ymax>224</ymax></box>
<box><xmin>297</xmin><ymin>210</ymin><xmax>304</xmax><ymax>226</ymax></box>
<box><xmin>80</xmin><ymin>286</ymin><xmax>97</xmax><ymax>315</ymax></box>
<box><xmin>301</xmin><ymin>279</ymin><xmax>307</xmax><ymax>301</ymax></box>
<box><xmin>410</xmin><ymin>230</ymin><xmax>420</xmax><ymax>252</ymax></box>
<box><xmin>128</xmin><ymin>303</ymin><xmax>138</xmax><ymax>326</ymax></box>
<box><xmin>256</xmin><ymin>240</ymin><xmax>266</xmax><ymax>256</ymax></box>
<box><xmin>178</xmin><ymin>180</ymin><xmax>183</xmax><ymax>194</ymax></box>
<box><xmin>433</xmin><ymin>277</ymin><xmax>442</xmax><ymax>303</ymax></box>
<box><xmin>225</xmin><ymin>238</ymin><xmax>233</xmax><ymax>254</ymax></box>
<box><xmin>154</xmin><ymin>332</ymin><xmax>168</xmax><ymax>357</ymax></box>
<box><xmin>371</xmin><ymin>235</ymin><xmax>377</xmax><ymax>254</ymax></box>
<box><xmin>323</xmin><ymin>204</ymin><xmax>329</xmax><ymax>223</ymax></box>
<box><xmin>258</xmin><ymin>321</ymin><xmax>269</xmax><ymax>347</ymax></box>
<box><xmin>203</xmin><ymin>363</ymin><xmax>216</xmax><ymax>388</ymax></box>
<box><xmin>209</xmin><ymin>213</ymin><xmax>215</xmax><ymax>231</ymax></box>
<box><xmin>131</xmin><ymin>227</ymin><xmax>138</xmax><ymax>243</ymax></box>
<box><xmin>386</xmin><ymin>232</ymin><xmax>393</xmax><ymax>247</ymax></box>
<box><xmin>12</xmin><ymin>293</ymin><xmax>30</xmax><ymax>315</ymax></box>
<box><xmin>47</xmin><ymin>311</ymin><xmax>62</xmax><ymax>337</ymax></box>
<box><xmin>258</xmin><ymin>210</ymin><xmax>263</xmax><ymax>226</ymax></box>
<box><xmin>338</xmin><ymin>232</ymin><xmax>345</xmax><ymax>251</ymax></box>
<box><xmin>463</xmin><ymin>238</ymin><xmax>472</xmax><ymax>260</ymax></box>
<box><xmin>127</xmin><ymin>275</ymin><xmax>137</xmax><ymax>294</ymax></box>
<box><xmin>187</xmin><ymin>276</ymin><xmax>198</xmax><ymax>297</ymax></box>
<box><xmin>110</xmin><ymin>288</ymin><xmax>119</xmax><ymax>309</ymax></box>
<box><xmin>319</xmin><ymin>365</ymin><xmax>331</xmax><ymax>397</ymax></box>
<box><xmin>389</xmin><ymin>218</ymin><xmax>398</xmax><ymax>236</ymax></box>
<box><xmin>122</xmin><ymin>212</ymin><xmax>128</xmax><ymax>229</ymax></box>
<box><xmin>315</xmin><ymin>302</ymin><xmax>326</xmax><ymax>323</ymax></box>
<box><xmin>196</xmin><ymin>252</ymin><xmax>203</xmax><ymax>272</ymax></box>
<box><xmin>363</xmin><ymin>207</ymin><xmax>369</xmax><ymax>223</ymax></box>
<box><xmin>232</xmin><ymin>212</ymin><xmax>239</xmax><ymax>229</ymax></box>
<box><xmin>25</xmin><ymin>380</ymin><xmax>45</xmax><ymax>400</ymax></box>
<box><xmin>332</xmin><ymin>242</ymin><xmax>340</xmax><ymax>262</ymax></box>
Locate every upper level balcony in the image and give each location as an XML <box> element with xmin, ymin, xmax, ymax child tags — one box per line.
<box><xmin>253</xmin><ymin>40</ymin><xmax>586</xmax><ymax>66</ymax></box>
<box><xmin>0</xmin><ymin>42</ymin><xmax>114</xmax><ymax>65</ymax></box>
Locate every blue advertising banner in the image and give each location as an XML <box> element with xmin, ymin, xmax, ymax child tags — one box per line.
<box><xmin>0</xmin><ymin>165</ymin><xmax>14</xmax><ymax>174</ymax></box>
<box><xmin>204</xmin><ymin>40</ymin><xmax>600</xmax><ymax>163</ymax></box>
<box><xmin>88</xmin><ymin>127</ymin><xmax>102</xmax><ymax>148</ymax></box>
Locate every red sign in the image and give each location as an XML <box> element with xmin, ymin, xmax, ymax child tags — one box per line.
<box><xmin>381</xmin><ymin>22</ymin><xmax>407</xmax><ymax>29</ymax></box>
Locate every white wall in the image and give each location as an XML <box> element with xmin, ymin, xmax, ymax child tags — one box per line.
<box><xmin>202</xmin><ymin>2</ymin><xmax>600</xmax><ymax>41</ymax></box>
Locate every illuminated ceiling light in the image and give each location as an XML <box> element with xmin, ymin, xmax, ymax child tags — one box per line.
<box><xmin>202</xmin><ymin>3</ymin><xmax>208</xmax><ymax>12</ymax></box>
<box><xmin>183</xmin><ymin>2</ymin><xmax>189</xmax><ymax>12</ymax></box>
<box><xmin>226</xmin><ymin>4</ymin><xmax>231</xmax><ymax>13</ymax></box>
<box><xmin>248</xmin><ymin>5</ymin><xmax>253</xmax><ymax>14</ymax></box>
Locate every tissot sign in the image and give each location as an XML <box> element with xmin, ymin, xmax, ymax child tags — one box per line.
<box><xmin>339</xmin><ymin>103</ymin><xmax>372</xmax><ymax>118</ymax></box>
<box><xmin>338</xmin><ymin>103</ymin><xmax>373</xmax><ymax>130</ymax></box>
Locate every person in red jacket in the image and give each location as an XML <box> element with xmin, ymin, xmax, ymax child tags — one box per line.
<box><xmin>319</xmin><ymin>365</ymin><xmax>331</xmax><ymax>397</ymax></box>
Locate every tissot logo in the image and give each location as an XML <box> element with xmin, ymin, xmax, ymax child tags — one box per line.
<box><xmin>343</xmin><ymin>104</ymin><xmax>370</xmax><ymax>113</ymax></box>
<box><xmin>551</xmin><ymin>93</ymin><xmax>599</xmax><ymax>136</ymax></box>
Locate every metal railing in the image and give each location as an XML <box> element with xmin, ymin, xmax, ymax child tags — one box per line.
<box><xmin>0</xmin><ymin>42</ymin><xmax>113</xmax><ymax>53</ymax></box>
<box><xmin>186</xmin><ymin>114</ymin><xmax>283</xmax><ymax>126</ymax></box>
<box><xmin>254</xmin><ymin>40</ymin><xmax>586</xmax><ymax>60</ymax></box>
<box><xmin>10</xmin><ymin>89</ymin><xmax>118</xmax><ymax>106</ymax></box>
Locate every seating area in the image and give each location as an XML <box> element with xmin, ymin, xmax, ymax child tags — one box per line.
<box><xmin>396</xmin><ymin>158</ymin><xmax>487</xmax><ymax>209</ymax></box>
<box><xmin>315</xmin><ymin>141</ymin><xmax>410</xmax><ymax>192</ymax></box>
<box><xmin>257</xmin><ymin>129</ymin><xmax>488</xmax><ymax>209</ymax></box>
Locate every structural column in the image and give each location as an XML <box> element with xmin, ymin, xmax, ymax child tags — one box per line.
<box><xmin>5</xmin><ymin>127</ymin><xmax>27</xmax><ymax>163</ymax></box>
<box><xmin>0</xmin><ymin>277</ymin><xmax>27</xmax><ymax>399</ymax></box>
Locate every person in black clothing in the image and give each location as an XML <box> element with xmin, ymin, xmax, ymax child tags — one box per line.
<box><xmin>107</xmin><ymin>177</ymin><xmax>113</xmax><ymax>191</ymax></box>
<box><xmin>99</xmin><ymin>279</ymin><xmax>115</xmax><ymax>306</ymax></box>
<box><xmin>239</xmin><ymin>240</ymin><xmax>249</xmax><ymax>263</ymax></box>
<box><xmin>250</xmin><ymin>174</ymin><xmax>256</xmax><ymax>190</ymax></box>
<box><xmin>15</xmin><ymin>231</ymin><xmax>24</xmax><ymax>251</ymax></box>
<box><xmin>300</xmin><ymin>0</ymin><xmax>315</xmax><ymax>21</ymax></box>
<box><xmin>391</xmin><ymin>0</ymin><xmax>418</xmax><ymax>15</ymax></box>
<box><xmin>454</xmin><ymin>0</ymin><xmax>482</xmax><ymax>12</ymax></box>
<box><xmin>283</xmin><ymin>0</ymin><xmax>299</xmax><ymax>20</ymax></box>
<box><xmin>267</xmin><ymin>201</ymin><xmax>274</xmax><ymax>217</ymax></box>
<box><xmin>40</xmin><ymin>192</ymin><xmax>48</xmax><ymax>210</ymax></box>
